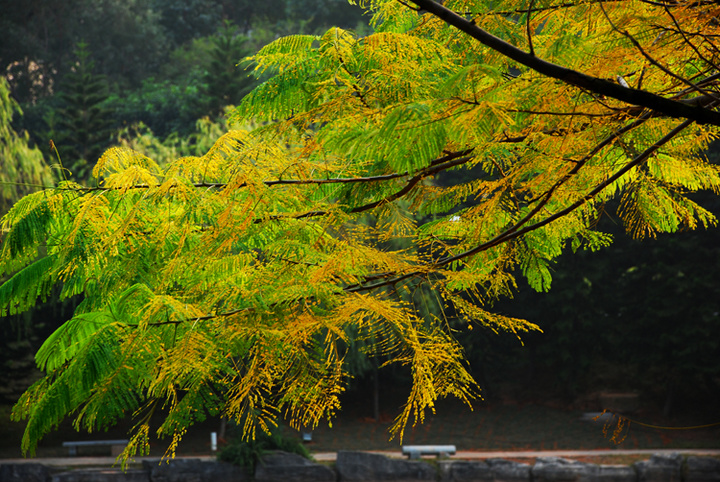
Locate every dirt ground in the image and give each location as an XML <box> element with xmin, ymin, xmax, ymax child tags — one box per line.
<box><xmin>2</xmin><ymin>395</ymin><xmax>718</xmax><ymax>462</ymax></box>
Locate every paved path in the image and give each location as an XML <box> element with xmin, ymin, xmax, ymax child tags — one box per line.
<box><xmin>2</xmin><ymin>449</ymin><xmax>719</xmax><ymax>466</ymax></box>
<box><xmin>312</xmin><ymin>449</ymin><xmax>720</xmax><ymax>462</ymax></box>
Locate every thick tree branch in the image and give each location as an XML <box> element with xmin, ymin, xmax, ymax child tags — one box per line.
<box><xmin>525</xmin><ymin>0</ymin><xmax>536</xmax><ymax>57</ymax></box>
<box><xmin>404</xmin><ymin>0</ymin><xmax>720</xmax><ymax>126</ymax></box>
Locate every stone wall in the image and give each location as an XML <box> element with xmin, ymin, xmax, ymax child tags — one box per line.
<box><xmin>1</xmin><ymin>451</ymin><xmax>719</xmax><ymax>482</ymax></box>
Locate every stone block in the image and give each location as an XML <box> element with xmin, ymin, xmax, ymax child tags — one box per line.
<box><xmin>532</xmin><ymin>457</ymin><xmax>596</xmax><ymax>481</ymax></box>
<box><xmin>51</xmin><ymin>468</ymin><xmax>149</xmax><ymax>482</ymax></box>
<box><xmin>594</xmin><ymin>465</ymin><xmax>636</xmax><ymax>482</ymax></box>
<box><xmin>686</xmin><ymin>456</ymin><xmax>720</xmax><ymax>482</ymax></box>
<box><xmin>254</xmin><ymin>451</ymin><xmax>335</xmax><ymax>482</ymax></box>
<box><xmin>486</xmin><ymin>459</ymin><xmax>531</xmax><ymax>482</ymax></box>
<box><xmin>143</xmin><ymin>458</ymin><xmax>246</xmax><ymax>482</ymax></box>
<box><xmin>336</xmin><ymin>450</ymin><xmax>436</xmax><ymax>481</ymax></box>
<box><xmin>634</xmin><ymin>453</ymin><xmax>682</xmax><ymax>482</ymax></box>
<box><xmin>0</xmin><ymin>463</ymin><xmax>52</xmax><ymax>482</ymax></box>
<box><xmin>438</xmin><ymin>460</ymin><xmax>493</xmax><ymax>481</ymax></box>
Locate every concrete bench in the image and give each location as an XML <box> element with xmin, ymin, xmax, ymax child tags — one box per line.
<box><xmin>62</xmin><ymin>439</ymin><xmax>129</xmax><ymax>456</ymax></box>
<box><xmin>402</xmin><ymin>445</ymin><xmax>456</xmax><ymax>459</ymax></box>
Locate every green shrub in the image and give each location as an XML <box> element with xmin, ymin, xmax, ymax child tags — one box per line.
<box><xmin>217</xmin><ymin>426</ymin><xmax>311</xmax><ymax>474</ymax></box>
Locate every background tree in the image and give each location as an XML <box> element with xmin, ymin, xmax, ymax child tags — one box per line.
<box><xmin>0</xmin><ymin>77</ymin><xmax>57</xmax><ymax>403</ymax></box>
<box><xmin>2</xmin><ymin>0</ymin><xmax>367</xmax><ymax>155</ymax></box>
<box><xmin>152</xmin><ymin>0</ymin><xmax>224</xmax><ymax>46</ymax></box>
<box><xmin>0</xmin><ymin>78</ymin><xmax>54</xmax><ymax>214</ymax></box>
<box><xmin>0</xmin><ymin>0</ymin><xmax>170</xmax><ymax>102</ymax></box>
<box><xmin>481</xmin><ymin>194</ymin><xmax>720</xmax><ymax>415</ymax></box>
<box><xmin>201</xmin><ymin>22</ymin><xmax>257</xmax><ymax>117</ymax></box>
<box><xmin>0</xmin><ymin>0</ymin><xmax>364</xmax><ymax>105</ymax></box>
<box><xmin>47</xmin><ymin>42</ymin><xmax>118</xmax><ymax>183</ymax></box>
<box><xmin>2</xmin><ymin>0</ymin><xmax>720</xmax><ymax>463</ymax></box>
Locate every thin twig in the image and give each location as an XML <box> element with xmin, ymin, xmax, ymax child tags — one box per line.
<box><xmin>526</xmin><ymin>0</ymin><xmax>536</xmax><ymax>57</ymax></box>
<box><xmin>663</xmin><ymin>6</ymin><xmax>719</xmax><ymax>72</ymax></box>
<box><xmin>599</xmin><ymin>3</ymin><xmax>720</xmax><ymax>103</ymax></box>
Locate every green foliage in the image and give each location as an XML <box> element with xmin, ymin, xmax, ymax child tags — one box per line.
<box><xmin>107</xmin><ymin>78</ymin><xmax>208</xmax><ymax>140</ymax></box>
<box><xmin>1</xmin><ymin>0</ymin><xmax>365</xmax><ymax>107</ymax></box>
<box><xmin>2</xmin><ymin>0</ymin><xmax>720</xmax><ymax>467</ymax></box>
<box><xmin>115</xmin><ymin>113</ymin><xmax>247</xmax><ymax>167</ymax></box>
<box><xmin>218</xmin><ymin>426</ymin><xmax>311</xmax><ymax>474</ymax></box>
<box><xmin>106</xmin><ymin>24</ymin><xmax>255</xmax><ymax>138</ymax></box>
<box><xmin>152</xmin><ymin>0</ymin><xmax>224</xmax><ymax>45</ymax></box>
<box><xmin>1</xmin><ymin>0</ymin><xmax>171</xmax><ymax>102</ymax></box>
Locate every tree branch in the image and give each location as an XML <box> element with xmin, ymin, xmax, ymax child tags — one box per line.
<box><xmin>662</xmin><ymin>5</ymin><xmax>719</xmax><ymax>72</ymax></box>
<box><xmin>256</xmin><ymin>150</ymin><xmax>476</xmax><ymax>222</ymax></box>
<box><xmin>350</xmin><ymin>154</ymin><xmax>475</xmax><ymax>213</ymax></box>
<box><xmin>403</xmin><ymin>0</ymin><xmax>720</xmax><ymax>126</ymax></box>
<box><xmin>525</xmin><ymin>0</ymin><xmax>536</xmax><ymax>57</ymax></box>
<box><xmin>598</xmin><ymin>3</ymin><xmax>720</xmax><ymax>103</ymax></box>
<box><xmin>432</xmin><ymin>117</ymin><xmax>696</xmax><ymax>269</ymax></box>
<box><xmin>345</xmin><ymin>109</ymin><xmax>699</xmax><ymax>293</ymax></box>
<box><xmin>143</xmin><ymin>111</ymin><xmax>705</xmax><ymax>317</ymax></box>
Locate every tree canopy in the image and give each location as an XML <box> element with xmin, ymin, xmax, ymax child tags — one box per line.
<box><xmin>2</xmin><ymin>0</ymin><xmax>719</xmax><ymax>463</ymax></box>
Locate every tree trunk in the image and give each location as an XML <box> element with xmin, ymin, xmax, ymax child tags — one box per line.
<box><xmin>373</xmin><ymin>360</ymin><xmax>380</xmax><ymax>422</ymax></box>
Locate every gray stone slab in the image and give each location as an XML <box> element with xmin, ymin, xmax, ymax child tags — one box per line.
<box><xmin>403</xmin><ymin>445</ymin><xmax>456</xmax><ymax>459</ymax></box>
<box><xmin>336</xmin><ymin>450</ymin><xmax>436</xmax><ymax>481</ymax></box>
<box><xmin>486</xmin><ymin>458</ymin><xmax>532</xmax><ymax>482</ymax></box>
<box><xmin>438</xmin><ymin>460</ymin><xmax>493</xmax><ymax>481</ymax></box>
<box><xmin>254</xmin><ymin>451</ymin><xmax>335</xmax><ymax>482</ymax></box>
<box><xmin>594</xmin><ymin>465</ymin><xmax>636</xmax><ymax>482</ymax></box>
<box><xmin>51</xmin><ymin>468</ymin><xmax>148</xmax><ymax>482</ymax></box>
<box><xmin>634</xmin><ymin>453</ymin><xmax>682</xmax><ymax>482</ymax></box>
<box><xmin>533</xmin><ymin>457</ymin><xmax>597</xmax><ymax>482</ymax></box>
<box><xmin>0</xmin><ymin>463</ymin><xmax>52</xmax><ymax>482</ymax></box>
<box><xmin>143</xmin><ymin>458</ymin><xmax>246</xmax><ymax>482</ymax></box>
<box><xmin>686</xmin><ymin>456</ymin><xmax>720</xmax><ymax>482</ymax></box>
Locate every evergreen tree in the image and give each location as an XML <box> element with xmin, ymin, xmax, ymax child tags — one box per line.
<box><xmin>201</xmin><ymin>22</ymin><xmax>256</xmax><ymax>116</ymax></box>
<box><xmin>48</xmin><ymin>42</ymin><xmax>117</xmax><ymax>183</ymax></box>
